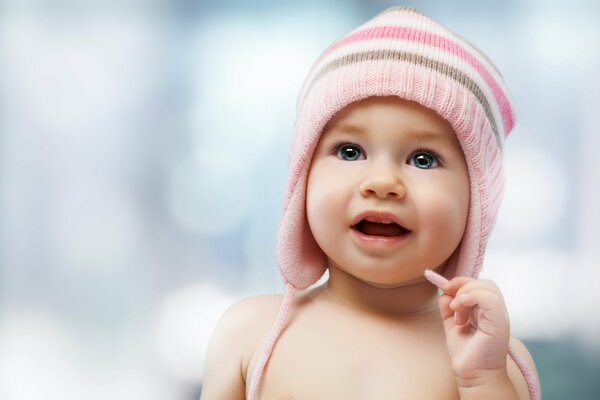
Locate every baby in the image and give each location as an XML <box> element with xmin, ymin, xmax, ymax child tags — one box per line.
<box><xmin>201</xmin><ymin>6</ymin><xmax>540</xmax><ymax>400</ymax></box>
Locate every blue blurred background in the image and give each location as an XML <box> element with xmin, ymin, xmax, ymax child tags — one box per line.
<box><xmin>0</xmin><ymin>0</ymin><xmax>599</xmax><ymax>399</ymax></box>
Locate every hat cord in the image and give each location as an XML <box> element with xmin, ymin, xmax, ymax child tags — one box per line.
<box><xmin>247</xmin><ymin>282</ymin><xmax>296</xmax><ymax>400</ymax></box>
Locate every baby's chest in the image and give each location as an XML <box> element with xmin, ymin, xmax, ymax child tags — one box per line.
<box><xmin>256</xmin><ymin>319</ymin><xmax>460</xmax><ymax>400</ymax></box>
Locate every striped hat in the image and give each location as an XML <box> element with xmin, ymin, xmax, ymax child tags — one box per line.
<box><xmin>248</xmin><ymin>7</ymin><xmax>540</xmax><ymax>400</ymax></box>
<box><xmin>278</xmin><ymin>6</ymin><xmax>514</xmax><ymax>288</ymax></box>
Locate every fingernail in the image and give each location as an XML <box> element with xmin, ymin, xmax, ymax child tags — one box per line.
<box><xmin>454</xmin><ymin>312</ymin><xmax>460</xmax><ymax>323</ymax></box>
<box><xmin>453</xmin><ymin>294</ymin><xmax>466</xmax><ymax>305</ymax></box>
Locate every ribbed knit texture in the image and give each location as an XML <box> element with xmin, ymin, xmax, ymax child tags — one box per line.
<box><xmin>278</xmin><ymin>6</ymin><xmax>512</xmax><ymax>289</ymax></box>
<box><xmin>247</xmin><ymin>283</ymin><xmax>296</xmax><ymax>400</ymax></box>
<box><xmin>250</xmin><ymin>6</ymin><xmax>540</xmax><ymax>400</ymax></box>
<box><xmin>508</xmin><ymin>345</ymin><xmax>542</xmax><ymax>400</ymax></box>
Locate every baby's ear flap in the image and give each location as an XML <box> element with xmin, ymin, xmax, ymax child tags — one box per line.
<box><xmin>441</xmin><ymin>237</ymin><xmax>463</xmax><ymax>279</ymax></box>
<box><xmin>276</xmin><ymin>174</ymin><xmax>327</xmax><ymax>290</ymax></box>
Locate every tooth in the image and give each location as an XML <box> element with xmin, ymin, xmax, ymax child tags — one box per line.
<box><xmin>364</xmin><ymin>217</ymin><xmax>396</xmax><ymax>224</ymax></box>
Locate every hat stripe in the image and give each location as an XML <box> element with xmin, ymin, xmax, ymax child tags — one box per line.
<box><xmin>361</xmin><ymin>9</ymin><xmax>509</xmax><ymax>92</ymax></box>
<box><xmin>303</xmin><ymin>49</ymin><xmax>503</xmax><ymax>148</ymax></box>
<box><xmin>314</xmin><ymin>26</ymin><xmax>513</xmax><ymax>134</ymax></box>
<box><xmin>302</xmin><ymin>37</ymin><xmax>505</xmax><ymax>138</ymax></box>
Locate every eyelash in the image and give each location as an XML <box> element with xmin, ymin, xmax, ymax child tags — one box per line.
<box><xmin>332</xmin><ymin>142</ymin><xmax>361</xmax><ymax>154</ymax></box>
<box><xmin>412</xmin><ymin>146</ymin><xmax>442</xmax><ymax>159</ymax></box>
<box><xmin>330</xmin><ymin>143</ymin><xmax>442</xmax><ymax>166</ymax></box>
<box><xmin>331</xmin><ymin>142</ymin><xmax>356</xmax><ymax>154</ymax></box>
<box><xmin>410</xmin><ymin>147</ymin><xmax>442</xmax><ymax>168</ymax></box>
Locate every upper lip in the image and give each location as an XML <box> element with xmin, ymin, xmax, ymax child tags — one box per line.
<box><xmin>351</xmin><ymin>210</ymin><xmax>410</xmax><ymax>231</ymax></box>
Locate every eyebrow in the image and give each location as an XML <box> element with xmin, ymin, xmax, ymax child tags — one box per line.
<box><xmin>403</xmin><ymin>129</ymin><xmax>454</xmax><ymax>143</ymax></box>
<box><xmin>325</xmin><ymin>122</ymin><xmax>367</xmax><ymax>135</ymax></box>
<box><xmin>328</xmin><ymin>122</ymin><xmax>453</xmax><ymax>143</ymax></box>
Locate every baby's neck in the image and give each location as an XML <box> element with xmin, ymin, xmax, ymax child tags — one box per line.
<box><xmin>323</xmin><ymin>267</ymin><xmax>440</xmax><ymax>317</ymax></box>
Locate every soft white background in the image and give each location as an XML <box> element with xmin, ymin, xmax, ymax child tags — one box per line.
<box><xmin>0</xmin><ymin>0</ymin><xmax>598</xmax><ymax>399</ymax></box>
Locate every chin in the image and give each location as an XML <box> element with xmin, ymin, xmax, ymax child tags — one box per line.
<box><xmin>353</xmin><ymin>268</ymin><xmax>427</xmax><ymax>288</ymax></box>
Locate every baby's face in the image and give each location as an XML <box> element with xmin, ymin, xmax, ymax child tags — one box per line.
<box><xmin>306</xmin><ymin>96</ymin><xmax>470</xmax><ymax>285</ymax></box>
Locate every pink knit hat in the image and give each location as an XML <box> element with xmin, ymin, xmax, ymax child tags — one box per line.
<box><xmin>279</xmin><ymin>6</ymin><xmax>513</xmax><ymax>288</ymax></box>
<box><xmin>248</xmin><ymin>7</ymin><xmax>540</xmax><ymax>400</ymax></box>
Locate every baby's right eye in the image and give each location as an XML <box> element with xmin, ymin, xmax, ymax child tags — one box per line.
<box><xmin>334</xmin><ymin>143</ymin><xmax>364</xmax><ymax>161</ymax></box>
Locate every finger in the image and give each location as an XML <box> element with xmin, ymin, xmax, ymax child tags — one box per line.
<box><xmin>440</xmin><ymin>276</ymin><xmax>475</xmax><ymax>296</ymax></box>
<box><xmin>448</xmin><ymin>294</ymin><xmax>473</xmax><ymax>325</ymax></box>
<box><xmin>438</xmin><ymin>294</ymin><xmax>470</xmax><ymax>330</ymax></box>
<box><xmin>455</xmin><ymin>283</ymin><xmax>505</xmax><ymax>308</ymax></box>
<box><xmin>454</xmin><ymin>305</ymin><xmax>472</xmax><ymax>326</ymax></box>
<box><xmin>455</xmin><ymin>279</ymin><xmax>503</xmax><ymax>297</ymax></box>
<box><xmin>438</xmin><ymin>293</ymin><xmax>454</xmax><ymax>320</ymax></box>
<box><xmin>451</xmin><ymin>288</ymin><xmax>508</xmax><ymax>326</ymax></box>
<box><xmin>440</xmin><ymin>297</ymin><xmax>477</xmax><ymax>330</ymax></box>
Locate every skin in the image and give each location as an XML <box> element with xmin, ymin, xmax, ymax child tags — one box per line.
<box><xmin>200</xmin><ymin>96</ymin><xmax>538</xmax><ymax>400</ymax></box>
<box><xmin>306</xmin><ymin>95</ymin><xmax>470</xmax><ymax>308</ymax></box>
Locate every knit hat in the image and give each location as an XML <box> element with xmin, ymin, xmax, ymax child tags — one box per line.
<box><xmin>279</xmin><ymin>6</ymin><xmax>514</xmax><ymax>289</ymax></box>
<box><xmin>248</xmin><ymin>7</ymin><xmax>540</xmax><ymax>400</ymax></box>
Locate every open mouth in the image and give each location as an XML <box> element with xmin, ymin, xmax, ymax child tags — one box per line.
<box><xmin>351</xmin><ymin>217</ymin><xmax>411</xmax><ymax>237</ymax></box>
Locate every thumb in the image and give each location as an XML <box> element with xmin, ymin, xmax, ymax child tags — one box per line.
<box><xmin>437</xmin><ymin>292</ymin><xmax>455</xmax><ymax>321</ymax></box>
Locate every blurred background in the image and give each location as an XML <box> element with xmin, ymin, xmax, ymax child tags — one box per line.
<box><xmin>0</xmin><ymin>0</ymin><xmax>599</xmax><ymax>399</ymax></box>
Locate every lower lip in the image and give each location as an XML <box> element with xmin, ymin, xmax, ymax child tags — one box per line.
<box><xmin>350</xmin><ymin>228</ymin><xmax>410</xmax><ymax>248</ymax></box>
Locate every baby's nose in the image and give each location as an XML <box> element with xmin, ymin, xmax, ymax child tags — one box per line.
<box><xmin>359</xmin><ymin>168</ymin><xmax>406</xmax><ymax>199</ymax></box>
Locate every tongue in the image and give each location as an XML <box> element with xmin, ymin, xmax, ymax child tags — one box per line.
<box><xmin>359</xmin><ymin>221</ymin><xmax>406</xmax><ymax>237</ymax></box>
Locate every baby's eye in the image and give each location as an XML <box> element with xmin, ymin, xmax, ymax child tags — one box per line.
<box><xmin>335</xmin><ymin>143</ymin><xmax>364</xmax><ymax>161</ymax></box>
<box><xmin>409</xmin><ymin>151</ymin><xmax>439</xmax><ymax>169</ymax></box>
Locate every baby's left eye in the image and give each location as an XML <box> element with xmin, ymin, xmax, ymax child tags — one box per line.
<box><xmin>409</xmin><ymin>151</ymin><xmax>439</xmax><ymax>169</ymax></box>
<box><xmin>335</xmin><ymin>143</ymin><xmax>364</xmax><ymax>161</ymax></box>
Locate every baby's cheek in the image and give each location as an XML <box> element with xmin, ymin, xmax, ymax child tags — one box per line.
<box><xmin>307</xmin><ymin>181</ymin><xmax>342</xmax><ymax>229</ymax></box>
<box><xmin>307</xmin><ymin>169</ymin><xmax>349</xmax><ymax>208</ymax></box>
<box><xmin>307</xmin><ymin>184</ymin><xmax>337</xmax><ymax>215</ymax></box>
<box><xmin>420</xmin><ymin>196</ymin><xmax>467</xmax><ymax>243</ymax></box>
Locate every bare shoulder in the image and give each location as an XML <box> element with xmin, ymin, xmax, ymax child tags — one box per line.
<box><xmin>228</xmin><ymin>293</ymin><xmax>286</xmax><ymax>324</ymax></box>
<box><xmin>507</xmin><ymin>335</ymin><xmax>539</xmax><ymax>400</ymax></box>
<box><xmin>200</xmin><ymin>294</ymin><xmax>283</xmax><ymax>400</ymax></box>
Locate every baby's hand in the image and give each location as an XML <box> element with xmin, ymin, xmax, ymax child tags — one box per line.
<box><xmin>424</xmin><ymin>270</ymin><xmax>511</xmax><ymax>386</ymax></box>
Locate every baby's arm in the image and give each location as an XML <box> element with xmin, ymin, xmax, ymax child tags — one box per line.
<box><xmin>200</xmin><ymin>294</ymin><xmax>284</xmax><ymax>400</ymax></box>
<box><xmin>200</xmin><ymin>301</ymin><xmax>249</xmax><ymax>399</ymax></box>
<box><xmin>425</xmin><ymin>270</ymin><xmax>539</xmax><ymax>400</ymax></box>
